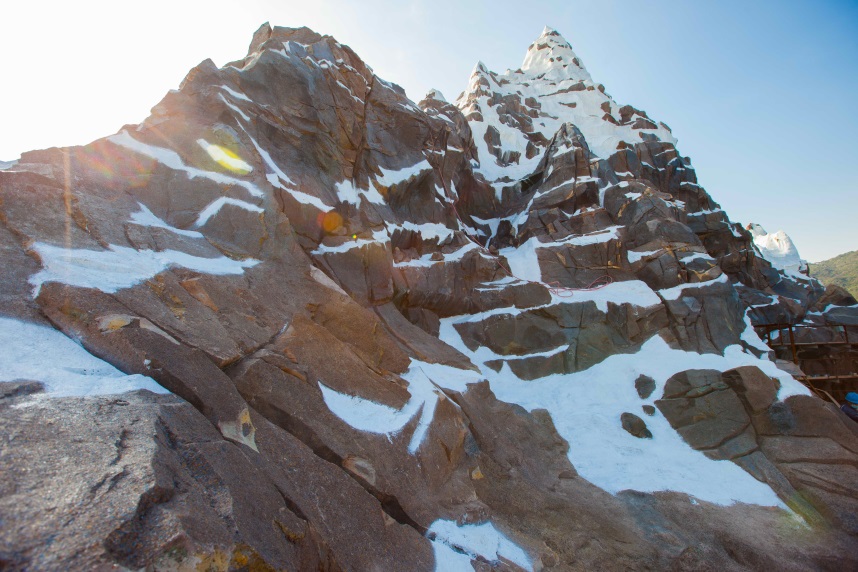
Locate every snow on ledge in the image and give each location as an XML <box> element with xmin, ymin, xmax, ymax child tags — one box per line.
<box><xmin>109</xmin><ymin>130</ymin><xmax>263</xmax><ymax>199</ymax></box>
<box><xmin>437</xmin><ymin>313</ymin><xmax>808</xmax><ymax>508</ymax></box>
<box><xmin>0</xmin><ymin>316</ymin><xmax>168</xmax><ymax>398</ymax></box>
<box><xmin>428</xmin><ymin>519</ymin><xmax>531</xmax><ymax>571</ymax></box>
<box><xmin>29</xmin><ymin>242</ymin><xmax>259</xmax><ymax>296</ymax></box>
<box><xmin>318</xmin><ymin>359</ymin><xmax>482</xmax><ymax>455</ymax></box>
<box><xmin>657</xmin><ymin>273</ymin><xmax>729</xmax><ymax>301</ymax></box>
<box><xmin>375</xmin><ymin>159</ymin><xmax>433</xmax><ymax>188</ymax></box>
<box><xmin>130</xmin><ymin>203</ymin><xmax>204</xmax><ymax>238</ymax></box>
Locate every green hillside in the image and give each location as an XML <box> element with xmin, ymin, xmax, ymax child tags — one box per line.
<box><xmin>811</xmin><ymin>250</ymin><xmax>858</xmax><ymax>297</ymax></box>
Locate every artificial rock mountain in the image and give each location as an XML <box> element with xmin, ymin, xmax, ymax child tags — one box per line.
<box><xmin>1</xmin><ymin>23</ymin><xmax>858</xmax><ymax>571</ymax></box>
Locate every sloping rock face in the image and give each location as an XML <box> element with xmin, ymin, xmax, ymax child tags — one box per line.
<box><xmin>1</xmin><ymin>23</ymin><xmax>858</xmax><ymax>571</ymax></box>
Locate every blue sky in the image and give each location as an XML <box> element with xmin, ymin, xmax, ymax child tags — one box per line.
<box><xmin>2</xmin><ymin>0</ymin><xmax>856</xmax><ymax>261</ymax></box>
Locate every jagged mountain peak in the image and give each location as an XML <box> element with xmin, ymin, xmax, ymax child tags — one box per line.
<box><xmin>520</xmin><ymin>26</ymin><xmax>592</xmax><ymax>82</ymax></box>
<box><xmin>455</xmin><ymin>26</ymin><xmax>676</xmax><ymax>184</ymax></box>
<box><xmin>2</xmin><ymin>21</ymin><xmax>857</xmax><ymax>571</ymax></box>
<box><xmin>470</xmin><ymin>60</ymin><xmax>491</xmax><ymax>77</ymax></box>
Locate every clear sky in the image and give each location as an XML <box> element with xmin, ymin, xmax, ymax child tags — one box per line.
<box><xmin>2</xmin><ymin>0</ymin><xmax>856</xmax><ymax>261</ymax></box>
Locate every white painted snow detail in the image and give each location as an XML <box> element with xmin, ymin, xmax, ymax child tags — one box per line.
<box><xmin>335</xmin><ymin>179</ymin><xmax>386</xmax><ymax>206</ymax></box>
<box><xmin>657</xmin><ymin>274</ymin><xmax>729</xmax><ymax>301</ymax></box>
<box><xmin>425</xmin><ymin>88</ymin><xmax>448</xmax><ymax>103</ymax></box>
<box><xmin>437</xmin><ymin>314</ymin><xmax>808</xmax><ymax>507</ymax></box>
<box><xmin>748</xmin><ymin>224</ymin><xmax>808</xmax><ymax>277</ymax></box>
<box><xmin>375</xmin><ymin>159</ymin><xmax>433</xmax><ymax>187</ymax></box>
<box><xmin>428</xmin><ymin>519</ymin><xmax>531</xmax><ymax>571</ymax></box>
<box><xmin>318</xmin><ymin>359</ymin><xmax>481</xmax><ymax>454</ymax></box>
<box><xmin>498</xmin><ymin>226</ymin><xmax>622</xmax><ymax>285</ymax></box>
<box><xmin>109</xmin><ymin>130</ymin><xmax>263</xmax><ymax>198</ymax></box>
<box><xmin>399</xmin><ymin>221</ymin><xmax>455</xmax><ymax>242</ymax></box>
<box><xmin>395</xmin><ymin>243</ymin><xmax>482</xmax><ymax>268</ymax></box>
<box><xmin>0</xmin><ymin>316</ymin><xmax>168</xmax><ymax>398</ymax></box>
<box><xmin>550</xmin><ymin>279</ymin><xmax>661</xmax><ymax>312</ymax></box>
<box><xmin>217</xmin><ymin>93</ymin><xmax>251</xmax><ymax>122</ymax></box>
<box><xmin>29</xmin><ymin>242</ymin><xmax>259</xmax><ymax>295</ymax></box>
<box><xmin>129</xmin><ymin>203</ymin><xmax>204</xmax><ymax>238</ymax></box>
<box><xmin>195</xmin><ymin>197</ymin><xmax>264</xmax><ymax>227</ymax></box>
<box><xmin>741</xmin><ymin>310</ymin><xmax>774</xmax><ymax>354</ymax></box>
<box><xmin>627</xmin><ymin>249</ymin><xmax>661</xmax><ymax>264</ymax></box>
<box><xmin>219</xmin><ymin>84</ymin><xmax>252</xmax><ymax>102</ymax></box>
<box><xmin>457</xmin><ymin>27</ymin><xmax>676</xmax><ymax>185</ymax></box>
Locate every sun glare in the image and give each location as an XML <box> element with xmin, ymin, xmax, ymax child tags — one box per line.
<box><xmin>196</xmin><ymin>139</ymin><xmax>253</xmax><ymax>174</ymax></box>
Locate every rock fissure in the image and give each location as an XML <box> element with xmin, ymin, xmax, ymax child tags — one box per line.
<box><xmin>3</xmin><ymin>23</ymin><xmax>858</xmax><ymax>570</ymax></box>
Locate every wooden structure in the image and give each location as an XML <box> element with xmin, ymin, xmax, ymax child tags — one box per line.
<box><xmin>755</xmin><ymin>323</ymin><xmax>858</xmax><ymax>403</ymax></box>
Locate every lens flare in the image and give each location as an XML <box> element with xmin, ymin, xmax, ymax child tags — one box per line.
<box><xmin>75</xmin><ymin>140</ymin><xmax>156</xmax><ymax>189</ymax></box>
<box><xmin>319</xmin><ymin>211</ymin><xmax>343</xmax><ymax>234</ymax></box>
<box><xmin>196</xmin><ymin>139</ymin><xmax>253</xmax><ymax>174</ymax></box>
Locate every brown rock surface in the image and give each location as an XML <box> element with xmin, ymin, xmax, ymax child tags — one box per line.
<box><xmin>1</xmin><ymin>23</ymin><xmax>857</xmax><ymax>571</ymax></box>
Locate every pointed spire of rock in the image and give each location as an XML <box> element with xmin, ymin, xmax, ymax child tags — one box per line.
<box><xmin>521</xmin><ymin>26</ymin><xmax>591</xmax><ymax>82</ymax></box>
<box><xmin>471</xmin><ymin>61</ymin><xmax>490</xmax><ymax>76</ymax></box>
<box><xmin>248</xmin><ymin>22</ymin><xmax>272</xmax><ymax>55</ymax></box>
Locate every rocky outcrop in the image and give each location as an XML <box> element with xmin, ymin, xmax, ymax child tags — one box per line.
<box><xmin>1</xmin><ymin>22</ymin><xmax>857</xmax><ymax>571</ymax></box>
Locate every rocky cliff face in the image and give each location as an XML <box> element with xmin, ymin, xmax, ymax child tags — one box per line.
<box><xmin>2</xmin><ymin>23</ymin><xmax>858</xmax><ymax>571</ymax></box>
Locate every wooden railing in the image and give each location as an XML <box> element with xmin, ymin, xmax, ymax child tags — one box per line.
<box><xmin>754</xmin><ymin>323</ymin><xmax>858</xmax><ymax>403</ymax></box>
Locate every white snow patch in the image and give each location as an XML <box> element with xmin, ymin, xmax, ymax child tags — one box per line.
<box><xmin>29</xmin><ymin>242</ymin><xmax>259</xmax><ymax>295</ymax></box>
<box><xmin>749</xmin><ymin>224</ymin><xmax>808</xmax><ymax>277</ymax></box>
<box><xmin>550</xmin><ymin>279</ymin><xmax>661</xmax><ymax>312</ymax></box>
<box><xmin>217</xmin><ymin>94</ymin><xmax>251</xmax><ymax>122</ymax></box>
<box><xmin>395</xmin><ymin>243</ymin><xmax>482</xmax><ymax>268</ymax></box>
<box><xmin>399</xmin><ymin>221</ymin><xmax>455</xmax><ymax>242</ymax></box>
<box><xmin>425</xmin><ymin>88</ymin><xmax>448</xmax><ymax>103</ymax></box>
<box><xmin>437</xmin><ymin>315</ymin><xmax>808</xmax><ymax>506</ymax></box>
<box><xmin>657</xmin><ymin>274</ymin><xmax>729</xmax><ymax>301</ymax></box>
<box><xmin>109</xmin><ymin>131</ymin><xmax>263</xmax><ymax>198</ymax></box>
<box><xmin>428</xmin><ymin>520</ymin><xmax>531</xmax><ymax>571</ymax></box>
<box><xmin>220</xmin><ymin>84</ymin><xmax>252</xmax><ymax>102</ymax></box>
<box><xmin>129</xmin><ymin>203</ymin><xmax>204</xmax><ymax>238</ymax></box>
<box><xmin>232</xmin><ymin>126</ymin><xmax>331</xmax><ymax>212</ymax></box>
<box><xmin>375</xmin><ymin>159</ymin><xmax>433</xmax><ymax>187</ymax></box>
<box><xmin>470</xmin><ymin>215</ymin><xmax>501</xmax><ymax>241</ymax></box>
<box><xmin>680</xmin><ymin>251</ymin><xmax>716</xmax><ymax>264</ymax></box>
<box><xmin>627</xmin><ymin>249</ymin><xmax>660</xmax><ymax>264</ymax></box>
<box><xmin>741</xmin><ymin>310</ymin><xmax>774</xmax><ymax>354</ymax></box>
<box><xmin>335</xmin><ymin>179</ymin><xmax>386</xmax><ymax>206</ymax></box>
<box><xmin>499</xmin><ymin>227</ymin><xmax>622</xmax><ymax>284</ymax></box>
<box><xmin>319</xmin><ymin>359</ymin><xmax>481</xmax><ymax>454</ymax></box>
<box><xmin>312</xmin><ymin>231</ymin><xmax>390</xmax><ymax>255</ymax></box>
<box><xmin>195</xmin><ymin>197</ymin><xmax>264</xmax><ymax>227</ymax></box>
<box><xmin>0</xmin><ymin>316</ymin><xmax>168</xmax><ymax>397</ymax></box>
<box><xmin>499</xmin><ymin>240</ymin><xmax>541</xmax><ymax>282</ymax></box>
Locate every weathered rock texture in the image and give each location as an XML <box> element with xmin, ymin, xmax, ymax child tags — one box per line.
<box><xmin>1</xmin><ymin>23</ymin><xmax>858</xmax><ymax>571</ymax></box>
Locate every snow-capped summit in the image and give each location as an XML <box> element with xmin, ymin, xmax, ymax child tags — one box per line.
<box><xmin>520</xmin><ymin>26</ymin><xmax>592</xmax><ymax>82</ymax></box>
<box><xmin>456</xmin><ymin>26</ymin><xmax>677</xmax><ymax>188</ymax></box>
<box><xmin>3</xmin><ymin>22</ymin><xmax>857</xmax><ymax>571</ymax></box>
<box><xmin>424</xmin><ymin>88</ymin><xmax>447</xmax><ymax>103</ymax></box>
<box><xmin>748</xmin><ymin>223</ymin><xmax>808</xmax><ymax>276</ymax></box>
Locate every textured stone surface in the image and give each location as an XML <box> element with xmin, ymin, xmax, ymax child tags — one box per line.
<box><xmin>1</xmin><ymin>22</ymin><xmax>857</xmax><ymax>571</ymax></box>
